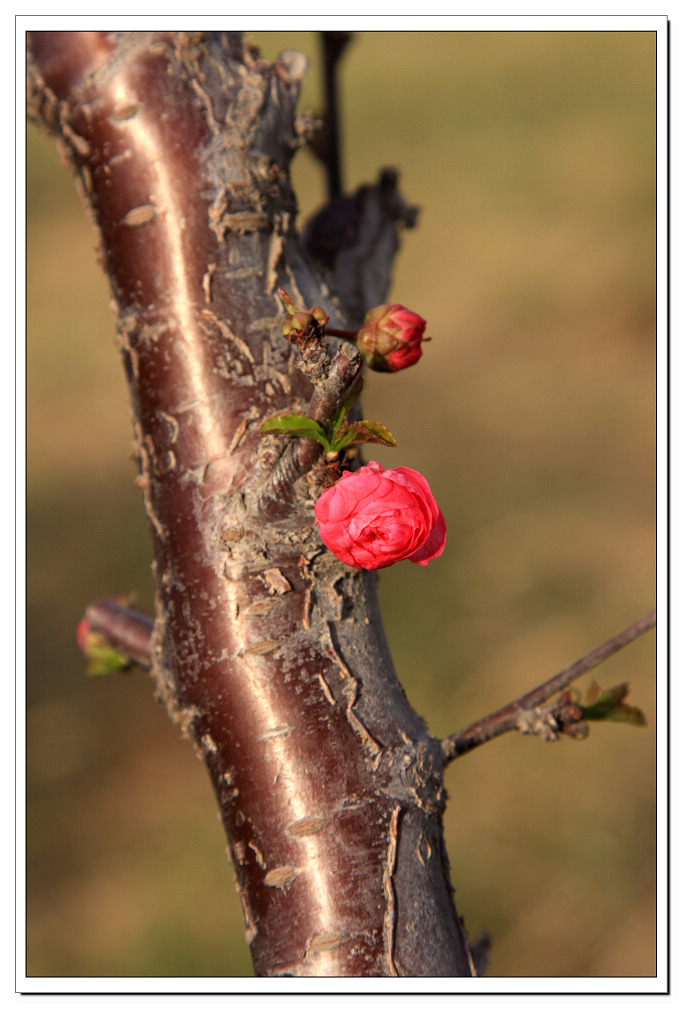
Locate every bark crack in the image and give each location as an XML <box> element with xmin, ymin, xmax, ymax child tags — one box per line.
<box><xmin>382</xmin><ymin>805</ymin><xmax>401</xmax><ymax>977</ymax></box>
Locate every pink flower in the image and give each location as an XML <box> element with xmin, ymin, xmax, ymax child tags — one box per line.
<box><xmin>355</xmin><ymin>303</ymin><xmax>428</xmax><ymax>372</ymax></box>
<box><xmin>314</xmin><ymin>460</ymin><xmax>446</xmax><ymax>569</ymax></box>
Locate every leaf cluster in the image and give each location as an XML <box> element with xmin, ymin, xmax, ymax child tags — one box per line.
<box><xmin>578</xmin><ymin>681</ymin><xmax>646</xmax><ymax>727</ymax></box>
<box><xmin>260</xmin><ymin>382</ymin><xmax>396</xmax><ymax>455</ymax></box>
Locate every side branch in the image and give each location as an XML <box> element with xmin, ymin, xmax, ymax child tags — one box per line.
<box><xmin>83</xmin><ymin>598</ymin><xmax>154</xmax><ymax>671</ymax></box>
<box><xmin>441</xmin><ymin>610</ymin><xmax>656</xmax><ymax>762</ymax></box>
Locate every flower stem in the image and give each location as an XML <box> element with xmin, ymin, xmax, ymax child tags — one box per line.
<box><xmin>325</xmin><ymin>327</ymin><xmax>358</xmax><ymax>341</ymax></box>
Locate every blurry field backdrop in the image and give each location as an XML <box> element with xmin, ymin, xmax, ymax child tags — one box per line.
<box><xmin>26</xmin><ymin>30</ymin><xmax>657</xmax><ymax>978</ymax></box>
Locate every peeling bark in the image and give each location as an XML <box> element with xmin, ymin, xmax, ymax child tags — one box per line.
<box><xmin>27</xmin><ymin>30</ymin><xmax>475</xmax><ymax>977</ymax></box>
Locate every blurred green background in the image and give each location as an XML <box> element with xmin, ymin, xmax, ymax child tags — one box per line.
<box><xmin>26</xmin><ymin>31</ymin><xmax>656</xmax><ymax>978</ymax></box>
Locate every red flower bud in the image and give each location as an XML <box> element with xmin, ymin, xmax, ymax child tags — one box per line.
<box><xmin>314</xmin><ymin>460</ymin><xmax>446</xmax><ymax>570</ymax></box>
<box><xmin>355</xmin><ymin>304</ymin><xmax>428</xmax><ymax>372</ymax></box>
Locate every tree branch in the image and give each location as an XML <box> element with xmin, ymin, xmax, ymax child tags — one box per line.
<box><xmin>28</xmin><ymin>30</ymin><xmax>474</xmax><ymax>977</ymax></box>
<box><xmin>441</xmin><ymin>610</ymin><xmax>656</xmax><ymax>762</ymax></box>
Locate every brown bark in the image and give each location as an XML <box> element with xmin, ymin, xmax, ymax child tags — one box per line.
<box><xmin>27</xmin><ymin>30</ymin><xmax>475</xmax><ymax>977</ymax></box>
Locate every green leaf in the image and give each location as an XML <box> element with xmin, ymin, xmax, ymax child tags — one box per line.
<box><xmin>260</xmin><ymin>406</ymin><xmax>395</xmax><ymax>456</ymax></box>
<box><xmin>260</xmin><ymin>414</ymin><xmax>331</xmax><ymax>451</ymax></box>
<box><xmin>85</xmin><ymin>640</ymin><xmax>132</xmax><ymax>678</ymax></box>
<box><xmin>579</xmin><ymin>682</ymin><xmax>646</xmax><ymax>726</ymax></box>
<box><xmin>331</xmin><ymin>419</ymin><xmax>397</xmax><ymax>451</ymax></box>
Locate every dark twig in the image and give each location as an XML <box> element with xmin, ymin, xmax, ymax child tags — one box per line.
<box><xmin>85</xmin><ymin>598</ymin><xmax>154</xmax><ymax>670</ymax></box>
<box><xmin>320</xmin><ymin>31</ymin><xmax>353</xmax><ymax>198</ymax></box>
<box><xmin>441</xmin><ymin>610</ymin><xmax>656</xmax><ymax>762</ymax></box>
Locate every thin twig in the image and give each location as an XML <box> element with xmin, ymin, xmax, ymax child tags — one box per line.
<box><xmin>320</xmin><ymin>31</ymin><xmax>353</xmax><ymax>198</ymax></box>
<box><xmin>441</xmin><ymin>610</ymin><xmax>656</xmax><ymax>763</ymax></box>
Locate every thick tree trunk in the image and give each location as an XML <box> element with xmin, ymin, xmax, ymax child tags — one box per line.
<box><xmin>27</xmin><ymin>30</ymin><xmax>475</xmax><ymax>977</ymax></box>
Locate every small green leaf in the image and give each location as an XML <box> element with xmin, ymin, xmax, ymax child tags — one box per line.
<box><xmin>579</xmin><ymin>682</ymin><xmax>646</xmax><ymax>727</ymax></box>
<box><xmin>260</xmin><ymin>414</ymin><xmax>331</xmax><ymax>451</ymax></box>
<box><xmin>358</xmin><ymin>420</ymin><xmax>397</xmax><ymax>446</ymax></box>
<box><xmin>85</xmin><ymin>639</ymin><xmax>132</xmax><ymax>678</ymax></box>
<box><xmin>332</xmin><ymin>419</ymin><xmax>397</xmax><ymax>451</ymax></box>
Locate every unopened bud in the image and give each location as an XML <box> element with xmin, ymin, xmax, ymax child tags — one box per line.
<box><xmin>277</xmin><ymin>286</ymin><xmax>329</xmax><ymax>349</ymax></box>
<box><xmin>310</xmin><ymin>306</ymin><xmax>329</xmax><ymax>327</ymax></box>
<box><xmin>355</xmin><ymin>303</ymin><xmax>428</xmax><ymax>372</ymax></box>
